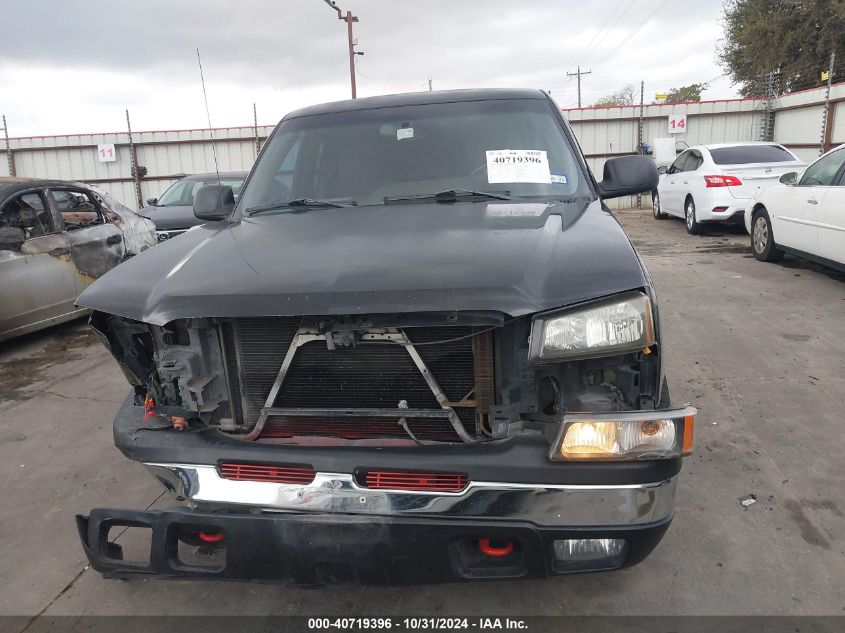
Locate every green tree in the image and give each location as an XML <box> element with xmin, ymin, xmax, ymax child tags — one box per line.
<box><xmin>719</xmin><ymin>0</ymin><xmax>844</xmax><ymax>96</ymax></box>
<box><xmin>665</xmin><ymin>83</ymin><xmax>709</xmax><ymax>103</ymax></box>
<box><xmin>592</xmin><ymin>84</ymin><xmax>636</xmax><ymax>107</ymax></box>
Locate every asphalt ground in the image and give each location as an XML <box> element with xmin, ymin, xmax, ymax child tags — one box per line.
<box><xmin>1</xmin><ymin>207</ymin><xmax>843</xmax><ymax>621</ymax></box>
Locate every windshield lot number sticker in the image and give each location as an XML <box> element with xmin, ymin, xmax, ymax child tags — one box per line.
<box><xmin>668</xmin><ymin>114</ymin><xmax>687</xmax><ymax>134</ymax></box>
<box><xmin>486</xmin><ymin>149</ymin><xmax>551</xmax><ymax>183</ymax></box>
<box><xmin>97</xmin><ymin>144</ymin><xmax>116</xmax><ymax>162</ymax></box>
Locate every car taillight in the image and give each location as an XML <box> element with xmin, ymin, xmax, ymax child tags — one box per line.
<box><xmin>704</xmin><ymin>175</ymin><xmax>742</xmax><ymax>187</ymax></box>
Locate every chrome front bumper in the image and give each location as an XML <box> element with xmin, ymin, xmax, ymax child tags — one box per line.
<box><xmin>145</xmin><ymin>463</ymin><xmax>677</xmax><ymax>527</ymax></box>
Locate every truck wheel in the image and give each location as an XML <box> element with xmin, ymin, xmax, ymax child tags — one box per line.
<box><xmin>751</xmin><ymin>207</ymin><xmax>784</xmax><ymax>262</ymax></box>
<box><xmin>684</xmin><ymin>196</ymin><xmax>704</xmax><ymax>235</ymax></box>
<box><xmin>652</xmin><ymin>191</ymin><xmax>667</xmax><ymax>219</ymax></box>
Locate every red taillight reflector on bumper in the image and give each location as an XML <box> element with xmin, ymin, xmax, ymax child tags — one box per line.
<box><xmin>219</xmin><ymin>463</ymin><xmax>316</xmax><ymax>484</ymax></box>
<box><xmin>363</xmin><ymin>470</ymin><xmax>469</xmax><ymax>492</ymax></box>
<box><xmin>704</xmin><ymin>175</ymin><xmax>742</xmax><ymax>187</ymax></box>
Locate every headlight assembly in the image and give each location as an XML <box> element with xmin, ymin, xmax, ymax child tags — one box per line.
<box><xmin>549</xmin><ymin>406</ymin><xmax>696</xmax><ymax>461</ymax></box>
<box><xmin>529</xmin><ymin>292</ymin><xmax>655</xmax><ymax>361</ymax></box>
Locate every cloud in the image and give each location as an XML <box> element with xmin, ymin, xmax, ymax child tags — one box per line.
<box><xmin>1</xmin><ymin>0</ymin><xmax>732</xmax><ymax>136</ymax></box>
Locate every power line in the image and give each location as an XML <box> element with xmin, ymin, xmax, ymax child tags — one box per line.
<box><xmin>593</xmin><ymin>0</ymin><xmax>673</xmax><ymax>67</ymax></box>
<box><xmin>573</xmin><ymin>0</ymin><xmax>632</xmax><ymax>68</ymax></box>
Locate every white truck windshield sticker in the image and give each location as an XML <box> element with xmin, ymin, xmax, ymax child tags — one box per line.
<box><xmin>486</xmin><ymin>149</ymin><xmax>551</xmax><ymax>184</ymax></box>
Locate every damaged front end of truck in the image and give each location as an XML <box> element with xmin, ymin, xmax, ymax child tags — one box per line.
<box><xmin>78</xmin><ymin>290</ymin><xmax>693</xmax><ymax>584</ymax></box>
<box><xmin>74</xmin><ymin>88</ymin><xmax>694</xmax><ymax>585</ymax></box>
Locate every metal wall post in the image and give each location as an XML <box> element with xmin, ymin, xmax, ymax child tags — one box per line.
<box><xmin>637</xmin><ymin>80</ymin><xmax>644</xmax><ymax>209</ymax></box>
<box><xmin>2</xmin><ymin>115</ymin><xmax>14</xmax><ymax>177</ymax></box>
<box><xmin>760</xmin><ymin>71</ymin><xmax>775</xmax><ymax>142</ymax></box>
<box><xmin>819</xmin><ymin>52</ymin><xmax>836</xmax><ymax>155</ymax></box>
<box><xmin>126</xmin><ymin>109</ymin><xmax>143</xmax><ymax>208</ymax></box>
<box><xmin>253</xmin><ymin>102</ymin><xmax>260</xmax><ymax>157</ymax></box>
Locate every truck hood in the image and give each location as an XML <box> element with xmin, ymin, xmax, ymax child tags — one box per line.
<box><xmin>77</xmin><ymin>199</ymin><xmax>648</xmax><ymax>325</ymax></box>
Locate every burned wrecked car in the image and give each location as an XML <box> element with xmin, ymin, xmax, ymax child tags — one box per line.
<box><xmin>76</xmin><ymin>89</ymin><xmax>695</xmax><ymax>585</ymax></box>
<box><xmin>0</xmin><ymin>178</ymin><xmax>156</xmax><ymax>342</ymax></box>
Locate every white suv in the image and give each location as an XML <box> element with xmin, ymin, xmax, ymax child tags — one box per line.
<box><xmin>652</xmin><ymin>142</ymin><xmax>805</xmax><ymax>234</ymax></box>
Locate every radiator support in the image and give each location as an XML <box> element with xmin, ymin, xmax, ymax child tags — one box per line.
<box><xmin>244</xmin><ymin>328</ymin><xmax>475</xmax><ymax>443</ymax></box>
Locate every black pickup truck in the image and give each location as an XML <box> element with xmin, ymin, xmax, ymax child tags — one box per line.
<box><xmin>76</xmin><ymin>88</ymin><xmax>695</xmax><ymax>585</ymax></box>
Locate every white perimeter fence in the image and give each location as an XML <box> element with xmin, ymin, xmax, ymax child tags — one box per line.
<box><xmin>2</xmin><ymin>82</ymin><xmax>843</xmax><ymax>210</ymax></box>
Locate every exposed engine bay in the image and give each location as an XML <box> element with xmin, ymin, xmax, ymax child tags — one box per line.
<box><xmin>90</xmin><ymin>310</ymin><xmax>662</xmax><ymax>446</ymax></box>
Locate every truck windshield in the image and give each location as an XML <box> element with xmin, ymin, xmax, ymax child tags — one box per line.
<box><xmin>238</xmin><ymin>97</ymin><xmax>589</xmax><ymax>213</ymax></box>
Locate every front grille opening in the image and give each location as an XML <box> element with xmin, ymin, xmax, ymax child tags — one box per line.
<box><xmin>219</xmin><ymin>462</ymin><xmax>316</xmax><ymax>484</ymax></box>
<box><xmin>220</xmin><ymin>318</ymin><xmax>497</xmax><ymax>443</ymax></box>
<box><xmin>260</xmin><ymin>416</ymin><xmax>463</xmax><ymax>443</ymax></box>
<box><xmin>360</xmin><ymin>469</ymin><xmax>469</xmax><ymax>492</ymax></box>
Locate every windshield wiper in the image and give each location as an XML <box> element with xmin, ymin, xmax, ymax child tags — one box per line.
<box><xmin>383</xmin><ymin>189</ymin><xmax>511</xmax><ymax>203</ymax></box>
<box><xmin>245</xmin><ymin>198</ymin><xmax>354</xmax><ymax>216</ymax></box>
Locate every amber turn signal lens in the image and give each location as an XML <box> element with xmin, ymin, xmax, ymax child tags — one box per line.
<box><xmin>683</xmin><ymin>414</ymin><xmax>695</xmax><ymax>456</ymax></box>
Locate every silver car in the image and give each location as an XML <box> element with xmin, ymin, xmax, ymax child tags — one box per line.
<box><xmin>0</xmin><ymin>177</ymin><xmax>156</xmax><ymax>342</ymax></box>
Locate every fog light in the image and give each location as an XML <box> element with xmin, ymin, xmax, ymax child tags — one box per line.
<box><xmin>553</xmin><ymin>538</ymin><xmax>626</xmax><ymax>572</ymax></box>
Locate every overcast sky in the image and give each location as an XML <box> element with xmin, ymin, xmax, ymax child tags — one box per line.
<box><xmin>1</xmin><ymin>0</ymin><xmax>735</xmax><ymax>137</ymax></box>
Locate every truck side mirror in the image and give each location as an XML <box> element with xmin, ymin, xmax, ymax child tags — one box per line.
<box><xmin>193</xmin><ymin>185</ymin><xmax>235</xmax><ymax>221</ymax></box>
<box><xmin>597</xmin><ymin>155</ymin><xmax>659</xmax><ymax>200</ymax></box>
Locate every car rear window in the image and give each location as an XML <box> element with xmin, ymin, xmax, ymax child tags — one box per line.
<box><xmin>709</xmin><ymin>145</ymin><xmax>795</xmax><ymax>165</ymax></box>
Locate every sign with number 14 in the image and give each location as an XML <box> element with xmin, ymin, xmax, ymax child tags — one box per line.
<box><xmin>97</xmin><ymin>143</ymin><xmax>116</xmax><ymax>162</ymax></box>
<box><xmin>668</xmin><ymin>114</ymin><xmax>687</xmax><ymax>134</ymax></box>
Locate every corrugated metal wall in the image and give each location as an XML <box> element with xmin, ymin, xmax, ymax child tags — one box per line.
<box><xmin>1</xmin><ymin>125</ymin><xmax>275</xmax><ymax>209</ymax></box>
<box><xmin>564</xmin><ymin>82</ymin><xmax>844</xmax><ymax>208</ymax></box>
<box><xmin>1</xmin><ymin>83</ymin><xmax>843</xmax><ymax>210</ymax></box>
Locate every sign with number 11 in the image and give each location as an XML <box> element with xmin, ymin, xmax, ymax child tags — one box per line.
<box><xmin>97</xmin><ymin>144</ymin><xmax>116</xmax><ymax>162</ymax></box>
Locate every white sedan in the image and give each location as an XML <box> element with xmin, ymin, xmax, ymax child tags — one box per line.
<box><xmin>652</xmin><ymin>142</ymin><xmax>805</xmax><ymax>234</ymax></box>
<box><xmin>745</xmin><ymin>144</ymin><xmax>845</xmax><ymax>269</ymax></box>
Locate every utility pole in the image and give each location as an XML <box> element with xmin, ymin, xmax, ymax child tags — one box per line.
<box><xmin>1</xmin><ymin>115</ymin><xmax>13</xmax><ymax>177</ymax></box>
<box><xmin>566</xmin><ymin>65</ymin><xmax>591</xmax><ymax>108</ymax></box>
<box><xmin>322</xmin><ymin>0</ymin><xmax>362</xmax><ymax>99</ymax></box>
<box><xmin>819</xmin><ymin>51</ymin><xmax>836</xmax><ymax>155</ymax></box>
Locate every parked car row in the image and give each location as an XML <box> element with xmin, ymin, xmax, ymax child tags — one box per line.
<box><xmin>746</xmin><ymin>144</ymin><xmax>845</xmax><ymax>270</ymax></box>
<box><xmin>652</xmin><ymin>141</ymin><xmax>845</xmax><ymax>271</ymax></box>
<box><xmin>652</xmin><ymin>142</ymin><xmax>805</xmax><ymax>232</ymax></box>
<box><xmin>0</xmin><ymin>172</ymin><xmax>247</xmax><ymax>341</ymax></box>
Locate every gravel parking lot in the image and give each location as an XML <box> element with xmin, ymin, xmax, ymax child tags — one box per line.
<box><xmin>1</xmin><ymin>207</ymin><xmax>843</xmax><ymax>620</ymax></box>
